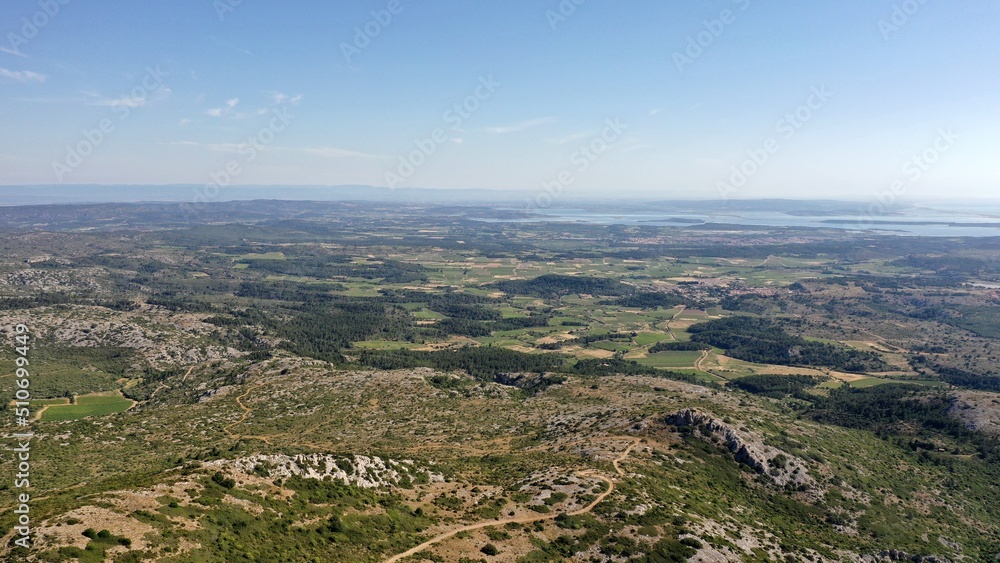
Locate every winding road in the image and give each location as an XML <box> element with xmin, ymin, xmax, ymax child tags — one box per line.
<box><xmin>223</xmin><ymin>382</ymin><xmax>272</xmax><ymax>444</ymax></box>
<box><xmin>149</xmin><ymin>364</ymin><xmax>197</xmax><ymax>400</ymax></box>
<box><xmin>663</xmin><ymin>305</ymin><xmax>685</xmax><ymax>341</ymax></box>
<box><xmin>694</xmin><ymin>349</ymin><xmax>730</xmax><ymax>381</ymax></box>
<box><xmin>383</xmin><ymin>437</ymin><xmax>640</xmax><ymax>563</ymax></box>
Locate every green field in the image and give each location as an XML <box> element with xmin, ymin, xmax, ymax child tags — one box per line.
<box><xmin>40</xmin><ymin>392</ymin><xmax>135</xmax><ymax>421</ymax></box>
<box><xmin>845</xmin><ymin>377</ymin><xmax>891</xmax><ymax>388</ymax></box>
<box><xmin>236</xmin><ymin>252</ymin><xmax>286</xmax><ymax>260</ymax></box>
<box><xmin>589</xmin><ymin>340</ymin><xmax>632</xmax><ymax>352</ymax></box>
<box><xmin>635</xmin><ymin>351</ymin><xmax>702</xmax><ymax>368</ymax></box>
<box><xmin>352</xmin><ymin>340</ymin><xmax>422</xmax><ymax>350</ymax></box>
<box><xmin>847</xmin><ymin>378</ymin><xmax>948</xmax><ymax>389</ymax></box>
<box><xmin>32</xmin><ymin>398</ymin><xmax>71</xmax><ymax>406</ymax></box>
<box><xmin>410</xmin><ymin>308</ymin><xmax>447</xmax><ymax>320</ymax></box>
<box><xmin>633</xmin><ymin>332</ymin><xmax>675</xmax><ymax>346</ymax></box>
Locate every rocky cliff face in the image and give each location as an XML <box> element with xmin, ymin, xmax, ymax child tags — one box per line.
<box><xmin>205</xmin><ymin>454</ymin><xmax>444</xmax><ymax>489</ymax></box>
<box><xmin>666</xmin><ymin>408</ymin><xmax>814</xmax><ymax>489</ymax></box>
<box><xmin>667</xmin><ymin>409</ymin><xmax>971</xmax><ymax>562</ymax></box>
<box><xmin>867</xmin><ymin>549</ymin><xmax>950</xmax><ymax>562</ymax></box>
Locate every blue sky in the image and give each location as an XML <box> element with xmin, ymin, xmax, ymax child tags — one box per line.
<box><xmin>1</xmin><ymin>0</ymin><xmax>998</xmax><ymax>199</ymax></box>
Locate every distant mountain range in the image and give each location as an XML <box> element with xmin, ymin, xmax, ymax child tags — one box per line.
<box><xmin>0</xmin><ymin>185</ymin><xmax>543</xmax><ymax>206</ymax></box>
<box><xmin>0</xmin><ymin>184</ymin><xmax>894</xmax><ymax>207</ymax></box>
<box><xmin>0</xmin><ymin>186</ymin><xmax>987</xmax><ymax>220</ymax></box>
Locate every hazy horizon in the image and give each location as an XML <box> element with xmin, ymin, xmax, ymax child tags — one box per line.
<box><xmin>2</xmin><ymin>183</ymin><xmax>1000</xmax><ymax>207</ymax></box>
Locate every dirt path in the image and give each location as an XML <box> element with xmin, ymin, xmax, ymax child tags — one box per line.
<box><xmin>695</xmin><ymin>349</ymin><xmax>728</xmax><ymax>381</ymax></box>
<box><xmin>223</xmin><ymin>383</ymin><xmax>271</xmax><ymax>444</ymax></box>
<box><xmin>32</xmin><ymin>397</ymin><xmax>71</xmax><ymax>420</ymax></box>
<box><xmin>857</xmin><ymin>328</ymin><xmax>906</xmax><ymax>352</ymax></box>
<box><xmin>148</xmin><ymin>383</ymin><xmax>170</xmax><ymax>399</ymax></box>
<box><xmin>694</xmin><ymin>349</ymin><xmax>706</xmax><ymax>371</ymax></box>
<box><xmin>383</xmin><ymin>438</ymin><xmax>640</xmax><ymax>563</ymax></box>
<box><xmin>757</xmin><ymin>256</ymin><xmax>787</xmax><ymax>268</ymax></box>
<box><xmin>663</xmin><ymin>306</ymin><xmax>685</xmax><ymax>341</ymax></box>
<box><xmin>694</xmin><ymin>349</ymin><xmax>712</xmax><ymax>374</ymax></box>
<box><xmin>150</xmin><ymin>361</ymin><xmax>285</xmax><ymax>425</ymax></box>
<box><xmin>148</xmin><ymin>364</ymin><xmax>198</xmax><ymax>402</ymax></box>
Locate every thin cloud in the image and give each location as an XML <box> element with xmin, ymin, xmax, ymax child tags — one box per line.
<box><xmin>90</xmin><ymin>95</ymin><xmax>147</xmax><ymax>108</ymax></box>
<box><xmin>208</xmin><ymin>142</ymin><xmax>251</xmax><ymax>153</ymax></box>
<box><xmin>296</xmin><ymin>146</ymin><xmax>381</xmax><ymax>159</ymax></box>
<box><xmin>270</xmin><ymin>92</ymin><xmax>303</xmax><ymax>105</ymax></box>
<box><xmin>546</xmin><ymin>131</ymin><xmax>596</xmax><ymax>145</ymax></box>
<box><xmin>485</xmin><ymin>116</ymin><xmax>556</xmax><ymax>134</ymax></box>
<box><xmin>86</xmin><ymin>87</ymin><xmax>172</xmax><ymax>108</ymax></box>
<box><xmin>0</xmin><ymin>68</ymin><xmax>46</xmax><ymax>83</ymax></box>
<box><xmin>0</xmin><ymin>47</ymin><xmax>28</xmax><ymax>59</ymax></box>
<box><xmin>254</xmin><ymin>93</ymin><xmax>303</xmax><ymax>116</ymax></box>
<box><xmin>167</xmin><ymin>142</ymin><xmax>380</xmax><ymax>160</ymax></box>
<box><xmin>619</xmin><ymin>142</ymin><xmax>650</xmax><ymax>153</ymax></box>
<box><xmin>15</xmin><ymin>96</ymin><xmax>85</xmax><ymax>104</ymax></box>
<box><xmin>168</xmin><ymin>141</ymin><xmax>252</xmax><ymax>153</ymax></box>
<box><xmin>207</xmin><ymin>98</ymin><xmax>240</xmax><ymax>117</ymax></box>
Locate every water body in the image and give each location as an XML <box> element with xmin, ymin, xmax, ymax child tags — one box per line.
<box><xmin>481</xmin><ymin>204</ymin><xmax>1000</xmax><ymax>237</ymax></box>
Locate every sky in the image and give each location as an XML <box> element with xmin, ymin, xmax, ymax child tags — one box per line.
<box><xmin>0</xmin><ymin>0</ymin><xmax>998</xmax><ymax>201</ymax></box>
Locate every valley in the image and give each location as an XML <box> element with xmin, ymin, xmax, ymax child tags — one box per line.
<box><xmin>1</xmin><ymin>201</ymin><xmax>998</xmax><ymax>562</ymax></box>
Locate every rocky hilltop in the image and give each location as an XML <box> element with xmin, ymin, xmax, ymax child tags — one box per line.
<box><xmin>666</xmin><ymin>408</ymin><xmax>814</xmax><ymax>490</ymax></box>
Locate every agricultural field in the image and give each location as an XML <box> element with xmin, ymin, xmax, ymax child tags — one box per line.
<box><xmin>37</xmin><ymin>392</ymin><xmax>135</xmax><ymax>422</ymax></box>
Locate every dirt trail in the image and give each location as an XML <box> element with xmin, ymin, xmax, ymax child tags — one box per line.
<box><xmin>223</xmin><ymin>383</ymin><xmax>271</xmax><ymax>444</ymax></box>
<box><xmin>857</xmin><ymin>328</ymin><xmax>906</xmax><ymax>352</ymax></box>
<box><xmin>663</xmin><ymin>306</ymin><xmax>685</xmax><ymax>341</ymax></box>
<box><xmin>694</xmin><ymin>349</ymin><xmax>717</xmax><ymax>375</ymax></box>
<box><xmin>383</xmin><ymin>438</ymin><xmax>640</xmax><ymax>563</ymax></box>
<box><xmin>32</xmin><ymin>397</ymin><xmax>71</xmax><ymax>420</ymax></box>
<box><xmin>148</xmin><ymin>364</ymin><xmax>197</xmax><ymax>401</ymax></box>
<box><xmin>695</xmin><ymin>349</ymin><xmax>729</xmax><ymax>381</ymax></box>
<box><xmin>756</xmin><ymin>255</ymin><xmax>787</xmax><ymax>268</ymax></box>
<box><xmin>694</xmin><ymin>349</ymin><xmax>708</xmax><ymax>372</ymax></box>
<box><xmin>148</xmin><ymin>384</ymin><xmax>169</xmax><ymax>399</ymax></box>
